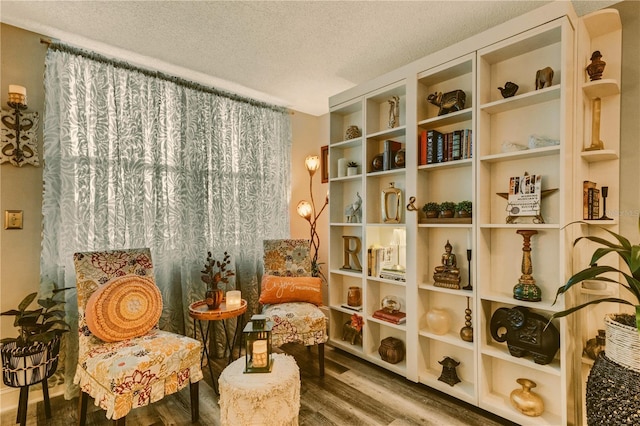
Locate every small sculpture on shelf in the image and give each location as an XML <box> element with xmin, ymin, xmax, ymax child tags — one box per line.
<box><xmin>341</xmin><ymin>235</ymin><xmax>362</xmax><ymax>271</ymax></box>
<box><xmin>433</xmin><ymin>240</ymin><xmax>461</xmax><ymax>289</ymax></box>
<box><xmin>342</xmin><ymin>314</ymin><xmax>363</xmax><ymax>346</ymax></box>
<box><xmin>438</xmin><ymin>357</ymin><xmax>461</xmax><ymax>386</ymax></box>
<box><xmin>459</xmin><ymin>297</ymin><xmax>473</xmax><ymax>342</ymax></box>
<box><xmin>427</xmin><ymin>89</ymin><xmax>466</xmax><ymax>116</ymax></box>
<box><xmin>585</xmin><ymin>97</ymin><xmax>605</xmax><ymax>151</ymax></box>
<box><xmin>535</xmin><ymin>66</ymin><xmax>554</xmax><ymax>89</ymax></box>
<box><xmin>584</xmin><ymin>329</ymin><xmax>606</xmax><ymax>360</ymax></box>
<box><xmin>586</xmin><ymin>50</ymin><xmax>606</xmax><ymax>81</ymax></box>
<box><xmin>510</xmin><ymin>378</ymin><xmax>544</xmax><ymax>417</ymax></box>
<box><xmin>490</xmin><ymin>306</ymin><xmax>560</xmax><ymax>365</ymax></box>
<box><xmin>345</xmin><ymin>125</ymin><xmax>361</xmax><ymax>140</ymax></box>
<box><xmin>344</xmin><ymin>192</ymin><xmax>362</xmax><ymax>223</ymax></box>
<box><xmin>387</xmin><ymin>95</ymin><xmax>400</xmax><ymax>128</ymax></box>
<box><xmin>498</xmin><ymin>81</ymin><xmax>519</xmax><ymax>98</ymax></box>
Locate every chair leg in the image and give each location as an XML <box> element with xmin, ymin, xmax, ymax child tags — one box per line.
<box><xmin>41</xmin><ymin>379</ymin><xmax>52</xmax><ymax>418</ymax></box>
<box><xmin>318</xmin><ymin>343</ymin><xmax>325</xmax><ymax>377</ymax></box>
<box><xmin>190</xmin><ymin>381</ymin><xmax>200</xmax><ymax>423</ymax></box>
<box><xmin>78</xmin><ymin>391</ymin><xmax>89</xmax><ymax>426</ymax></box>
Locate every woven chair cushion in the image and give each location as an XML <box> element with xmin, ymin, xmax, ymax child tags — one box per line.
<box><xmin>85</xmin><ymin>275</ymin><xmax>162</xmax><ymax>342</ymax></box>
<box><xmin>262</xmin><ymin>302</ymin><xmax>328</xmax><ymax>347</ymax></box>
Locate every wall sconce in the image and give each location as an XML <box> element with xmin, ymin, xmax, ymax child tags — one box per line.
<box><xmin>1</xmin><ymin>85</ymin><xmax>39</xmax><ymax>167</ymax></box>
<box><xmin>297</xmin><ymin>154</ymin><xmax>328</xmax><ymax>277</ymax></box>
<box><xmin>243</xmin><ymin>315</ymin><xmax>273</xmax><ymax>373</ymax></box>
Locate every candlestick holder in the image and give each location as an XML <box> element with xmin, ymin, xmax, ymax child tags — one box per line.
<box><xmin>462</xmin><ymin>249</ymin><xmax>473</xmax><ymax>290</ymax></box>
<box><xmin>513</xmin><ymin>230</ymin><xmax>542</xmax><ymax>302</ymax></box>
<box><xmin>599</xmin><ymin>186</ymin><xmax>612</xmax><ymax>220</ymax></box>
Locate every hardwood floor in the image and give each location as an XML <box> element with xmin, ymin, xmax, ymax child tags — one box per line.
<box><xmin>2</xmin><ymin>344</ymin><xmax>515</xmax><ymax>425</ymax></box>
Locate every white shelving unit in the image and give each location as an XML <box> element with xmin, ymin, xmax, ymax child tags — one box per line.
<box><xmin>573</xmin><ymin>9</ymin><xmax>622</xmax><ymax>425</ymax></box>
<box><xmin>327</xmin><ymin>3</ymin><xmax>620</xmax><ymax>424</ymax></box>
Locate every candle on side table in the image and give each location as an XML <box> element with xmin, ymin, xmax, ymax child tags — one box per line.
<box><xmin>226</xmin><ymin>290</ymin><xmax>241</xmax><ymax>309</ymax></box>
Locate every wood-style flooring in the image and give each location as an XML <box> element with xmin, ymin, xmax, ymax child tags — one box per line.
<box><xmin>1</xmin><ymin>343</ymin><xmax>516</xmax><ymax>425</ymax></box>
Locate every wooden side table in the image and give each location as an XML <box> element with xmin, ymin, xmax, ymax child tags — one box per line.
<box><xmin>188</xmin><ymin>299</ymin><xmax>247</xmax><ymax>394</ymax></box>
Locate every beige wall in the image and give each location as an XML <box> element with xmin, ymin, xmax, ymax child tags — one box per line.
<box><xmin>0</xmin><ymin>25</ymin><xmax>47</xmax><ymax>342</ymax></box>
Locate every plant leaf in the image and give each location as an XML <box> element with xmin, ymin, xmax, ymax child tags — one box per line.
<box><xmin>18</xmin><ymin>293</ymin><xmax>38</xmax><ymax>311</ymax></box>
<box><xmin>0</xmin><ymin>309</ymin><xmax>21</xmax><ymax>316</ymax></box>
<box><xmin>550</xmin><ymin>298</ymin><xmax>633</xmax><ymax>320</ymax></box>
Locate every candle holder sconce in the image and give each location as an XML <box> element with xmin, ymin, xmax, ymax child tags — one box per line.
<box><xmin>1</xmin><ymin>85</ymin><xmax>39</xmax><ymax>167</ymax></box>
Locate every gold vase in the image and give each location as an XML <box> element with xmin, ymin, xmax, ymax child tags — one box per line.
<box><xmin>510</xmin><ymin>378</ymin><xmax>544</xmax><ymax>417</ymax></box>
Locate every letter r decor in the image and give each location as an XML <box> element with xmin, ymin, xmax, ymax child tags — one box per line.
<box><xmin>342</xmin><ymin>235</ymin><xmax>362</xmax><ymax>271</ymax></box>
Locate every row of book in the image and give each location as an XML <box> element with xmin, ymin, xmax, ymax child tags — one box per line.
<box><xmin>372</xmin><ymin>139</ymin><xmax>405</xmax><ymax>172</ymax></box>
<box><xmin>419</xmin><ymin>129</ymin><xmax>473</xmax><ymax>165</ymax></box>
<box><xmin>583</xmin><ymin>181</ymin><xmax>600</xmax><ymax>220</ymax></box>
<box><xmin>367</xmin><ymin>246</ymin><xmax>406</xmax><ymax>282</ymax></box>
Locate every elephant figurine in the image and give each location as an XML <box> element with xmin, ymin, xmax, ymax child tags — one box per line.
<box><xmin>535</xmin><ymin>66</ymin><xmax>554</xmax><ymax>90</ymax></box>
<box><xmin>490</xmin><ymin>306</ymin><xmax>559</xmax><ymax>365</ymax></box>
<box><xmin>342</xmin><ymin>321</ymin><xmax>362</xmax><ymax>345</ymax></box>
<box><xmin>427</xmin><ymin>90</ymin><xmax>466</xmax><ymax>116</ymax></box>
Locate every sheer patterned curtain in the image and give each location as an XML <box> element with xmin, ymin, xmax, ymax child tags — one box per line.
<box><xmin>41</xmin><ymin>46</ymin><xmax>291</xmax><ymax>397</ymax></box>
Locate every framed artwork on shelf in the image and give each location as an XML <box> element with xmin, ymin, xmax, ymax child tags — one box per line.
<box><xmin>321</xmin><ymin>145</ymin><xmax>328</xmax><ymax>183</ymax></box>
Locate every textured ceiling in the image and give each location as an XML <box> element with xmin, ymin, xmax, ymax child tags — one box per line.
<box><xmin>0</xmin><ymin>1</ymin><xmax>619</xmax><ymax>116</ymax></box>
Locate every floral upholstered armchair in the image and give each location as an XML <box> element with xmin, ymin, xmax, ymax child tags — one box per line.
<box><xmin>73</xmin><ymin>248</ymin><xmax>203</xmax><ymax>424</ymax></box>
<box><xmin>260</xmin><ymin>239</ymin><xmax>327</xmax><ymax>376</ymax></box>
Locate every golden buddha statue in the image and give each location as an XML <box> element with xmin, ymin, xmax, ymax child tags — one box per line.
<box><xmin>433</xmin><ymin>240</ymin><xmax>461</xmax><ymax>289</ymax></box>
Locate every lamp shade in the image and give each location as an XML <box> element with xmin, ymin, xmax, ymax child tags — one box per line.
<box><xmin>305</xmin><ymin>155</ymin><xmax>320</xmax><ymax>175</ymax></box>
<box><xmin>297</xmin><ymin>200</ymin><xmax>312</xmax><ymax>221</ymax></box>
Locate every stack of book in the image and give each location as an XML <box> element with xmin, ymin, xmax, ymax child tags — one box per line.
<box><xmin>419</xmin><ymin>128</ymin><xmax>473</xmax><ymax>166</ymax></box>
<box><xmin>368</xmin><ymin>246</ymin><xmax>392</xmax><ymax>278</ymax></box>
<box><xmin>380</xmin><ymin>268</ymin><xmax>406</xmax><ymax>282</ymax></box>
<box><xmin>372</xmin><ymin>309</ymin><xmax>406</xmax><ymax>324</ymax></box>
<box><xmin>583</xmin><ymin>181</ymin><xmax>600</xmax><ymax>219</ymax></box>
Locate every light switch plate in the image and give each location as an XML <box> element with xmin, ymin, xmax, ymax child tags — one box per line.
<box><xmin>5</xmin><ymin>210</ymin><xmax>23</xmax><ymax>229</ymax></box>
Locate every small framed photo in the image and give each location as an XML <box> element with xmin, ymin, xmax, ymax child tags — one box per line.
<box><xmin>321</xmin><ymin>145</ymin><xmax>328</xmax><ymax>183</ymax></box>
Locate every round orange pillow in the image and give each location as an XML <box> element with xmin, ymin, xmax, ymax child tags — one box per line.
<box><xmin>85</xmin><ymin>275</ymin><xmax>162</xmax><ymax>342</ymax></box>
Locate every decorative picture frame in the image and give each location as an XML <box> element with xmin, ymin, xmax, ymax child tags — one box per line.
<box><xmin>321</xmin><ymin>145</ymin><xmax>328</xmax><ymax>183</ymax></box>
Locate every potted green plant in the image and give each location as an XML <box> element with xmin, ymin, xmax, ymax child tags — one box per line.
<box><xmin>1</xmin><ymin>284</ymin><xmax>73</xmax><ymax>388</ymax></box>
<box><xmin>456</xmin><ymin>200</ymin><xmax>473</xmax><ymax>218</ymax></box>
<box><xmin>422</xmin><ymin>202</ymin><xmax>440</xmax><ymax>219</ymax></box>
<box><xmin>439</xmin><ymin>201</ymin><xmax>457</xmax><ymax>218</ymax></box>
<box><xmin>347</xmin><ymin>161</ymin><xmax>359</xmax><ymax>176</ymax></box>
<box><xmin>549</xmin><ymin>220</ymin><xmax>640</xmax><ymax>423</ymax></box>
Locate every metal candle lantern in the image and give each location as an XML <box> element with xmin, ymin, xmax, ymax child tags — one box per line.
<box><xmin>243</xmin><ymin>315</ymin><xmax>273</xmax><ymax>373</ymax></box>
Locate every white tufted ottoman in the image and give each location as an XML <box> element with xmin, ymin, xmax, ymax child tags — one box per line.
<box><xmin>218</xmin><ymin>353</ymin><xmax>301</xmax><ymax>426</ymax></box>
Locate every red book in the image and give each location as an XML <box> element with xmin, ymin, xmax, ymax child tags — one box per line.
<box><xmin>419</xmin><ymin>130</ymin><xmax>427</xmax><ymax>166</ymax></box>
<box><xmin>373</xmin><ymin>309</ymin><xmax>406</xmax><ymax>324</ymax></box>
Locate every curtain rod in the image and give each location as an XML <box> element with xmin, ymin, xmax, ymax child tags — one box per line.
<box><xmin>42</xmin><ymin>40</ymin><xmax>289</xmax><ymax>114</ymax></box>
